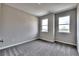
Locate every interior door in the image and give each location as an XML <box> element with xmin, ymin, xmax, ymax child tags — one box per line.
<box><xmin>55</xmin><ymin>9</ymin><xmax>77</xmax><ymax>45</ymax></box>
<box><xmin>0</xmin><ymin>4</ymin><xmax>3</xmax><ymax>49</ymax></box>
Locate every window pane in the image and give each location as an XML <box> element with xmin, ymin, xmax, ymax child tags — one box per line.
<box><xmin>42</xmin><ymin>19</ymin><xmax>48</xmax><ymax>25</ymax></box>
<box><xmin>59</xmin><ymin>25</ymin><xmax>70</xmax><ymax>32</ymax></box>
<box><xmin>42</xmin><ymin>26</ymin><xmax>48</xmax><ymax>30</ymax></box>
<box><xmin>59</xmin><ymin>16</ymin><xmax>70</xmax><ymax>24</ymax></box>
<box><xmin>41</xmin><ymin>18</ymin><xmax>48</xmax><ymax>32</ymax></box>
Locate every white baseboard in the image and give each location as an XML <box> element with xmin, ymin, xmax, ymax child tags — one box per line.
<box><xmin>55</xmin><ymin>40</ymin><xmax>77</xmax><ymax>46</ymax></box>
<box><xmin>0</xmin><ymin>38</ymin><xmax>37</xmax><ymax>50</ymax></box>
<box><xmin>39</xmin><ymin>38</ymin><xmax>55</xmax><ymax>43</ymax></box>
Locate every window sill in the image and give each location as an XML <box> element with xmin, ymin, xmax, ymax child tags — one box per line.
<box><xmin>41</xmin><ymin>31</ymin><xmax>48</xmax><ymax>33</ymax></box>
<box><xmin>58</xmin><ymin>31</ymin><xmax>71</xmax><ymax>34</ymax></box>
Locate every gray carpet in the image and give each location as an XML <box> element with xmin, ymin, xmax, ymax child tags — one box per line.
<box><xmin>0</xmin><ymin>39</ymin><xmax>78</xmax><ymax>56</ymax></box>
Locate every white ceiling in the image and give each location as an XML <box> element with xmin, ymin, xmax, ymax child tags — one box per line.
<box><xmin>5</xmin><ymin>3</ymin><xmax>77</xmax><ymax>17</ymax></box>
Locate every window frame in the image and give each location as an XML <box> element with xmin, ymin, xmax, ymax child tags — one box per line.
<box><xmin>41</xmin><ymin>18</ymin><xmax>48</xmax><ymax>32</ymax></box>
<box><xmin>58</xmin><ymin>15</ymin><xmax>70</xmax><ymax>33</ymax></box>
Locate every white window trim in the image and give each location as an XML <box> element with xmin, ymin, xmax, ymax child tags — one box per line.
<box><xmin>41</xmin><ymin>18</ymin><xmax>48</xmax><ymax>32</ymax></box>
<box><xmin>58</xmin><ymin>15</ymin><xmax>70</xmax><ymax>33</ymax></box>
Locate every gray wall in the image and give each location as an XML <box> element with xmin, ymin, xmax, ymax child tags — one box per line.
<box><xmin>0</xmin><ymin>4</ymin><xmax>38</xmax><ymax>49</ymax></box>
<box><xmin>39</xmin><ymin>14</ymin><xmax>55</xmax><ymax>42</ymax></box>
<box><xmin>39</xmin><ymin>9</ymin><xmax>76</xmax><ymax>46</ymax></box>
<box><xmin>55</xmin><ymin>9</ymin><xmax>77</xmax><ymax>45</ymax></box>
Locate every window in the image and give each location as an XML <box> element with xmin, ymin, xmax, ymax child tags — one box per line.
<box><xmin>41</xmin><ymin>18</ymin><xmax>48</xmax><ymax>32</ymax></box>
<box><xmin>58</xmin><ymin>16</ymin><xmax>70</xmax><ymax>33</ymax></box>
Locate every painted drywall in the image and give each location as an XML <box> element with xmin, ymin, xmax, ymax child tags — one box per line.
<box><xmin>77</xmin><ymin>4</ymin><xmax>79</xmax><ymax>53</ymax></box>
<box><xmin>39</xmin><ymin>14</ymin><xmax>55</xmax><ymax>42</ymax></box>
<box><xmin>55</xmin><ymin>9</ymin><xmax>77</xmax><ymax>45</ymax></box>
<box><xmin>0</xmin><ymin>4</ymin><xmax>38</xmax><ymax>49</ymax></box>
